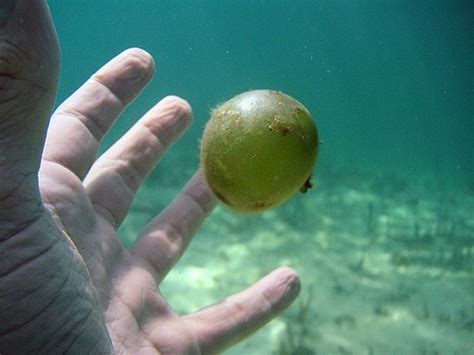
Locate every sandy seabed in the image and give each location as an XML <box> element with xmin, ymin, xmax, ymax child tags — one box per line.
<box><xmin>121</xmin><ymin>166</ymin><xmax>474</xmax><ymax>354</ymax></box>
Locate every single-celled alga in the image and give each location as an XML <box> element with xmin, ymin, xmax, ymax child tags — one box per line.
<box><xmin>201</xmin><ymin>89</ymin><xmax>319</xmax><ymax>212</ymax></box>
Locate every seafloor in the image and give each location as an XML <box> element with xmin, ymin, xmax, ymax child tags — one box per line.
<box><xmin>120</xmin><ymin>162</ymin><xmax>473</xmax><ymax>354</ymax></box>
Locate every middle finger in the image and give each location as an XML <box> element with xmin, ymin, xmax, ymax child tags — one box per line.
<box><xmin>84</xmin><ymin>95</ymin><xmax>193</xmax><ymax>227</ymax></box>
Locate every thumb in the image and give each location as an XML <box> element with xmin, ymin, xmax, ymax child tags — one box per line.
<box><xmin>0</xmin><ymin>0</ymin><xmax>17</xmax><ymax>19</ymax></box>
<box><xmin>0</xmin><ymin>0</ymin><xmax>59</xmax><ymax>227</ymax></box>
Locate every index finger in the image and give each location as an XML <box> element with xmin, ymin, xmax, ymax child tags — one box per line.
<box><xmin>42</xmin><ymin>48</ymin><xmax>155</xmax><ymax>179</ymax></box>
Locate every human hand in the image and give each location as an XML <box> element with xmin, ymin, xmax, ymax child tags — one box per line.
<box><xmin>0</xmin><ymin>1</ymin><xmax>301</xmax><ymax>354</ymax></box>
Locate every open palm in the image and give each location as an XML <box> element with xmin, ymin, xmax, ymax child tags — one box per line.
<box><xmin>0</xmin><ymin>2</ymin><xmax>300</xmax><ymax>354</ymax></box>
<box><xmin>41</xmin><ymin>48</ymin><xmax>299</xmax><ymax>353</ymax></box>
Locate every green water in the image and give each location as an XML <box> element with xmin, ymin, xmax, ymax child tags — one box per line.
<box><xmin>49</xmin><ymin>1</ymin><xmax>473</xmax><ymax>353</ymax></box>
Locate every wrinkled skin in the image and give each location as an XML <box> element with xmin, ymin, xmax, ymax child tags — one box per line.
<box><xmin>0</xmin><ymin>1</ymin><xmax>301</xmax><ymax>354</ymax></box>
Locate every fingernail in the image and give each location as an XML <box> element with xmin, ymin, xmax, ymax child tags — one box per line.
<box><xmin>0</xmin><ymin>0</ymin><xmax>17</xmax><ymax>19</ymax></box>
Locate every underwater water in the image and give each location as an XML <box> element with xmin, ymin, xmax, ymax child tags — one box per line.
<box><xmin>49</xmin><ymin>1</ymin><xmax>473</xmax><ymax>353</ymax></box>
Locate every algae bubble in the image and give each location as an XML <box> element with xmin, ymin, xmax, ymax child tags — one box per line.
<box><xmin>200</xmin><ymin>89</ymin><xmax>319</xmax><ymax>213</ymax></box>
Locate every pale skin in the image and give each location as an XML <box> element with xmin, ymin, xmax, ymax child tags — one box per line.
<box><xmin>0</xmin><ymin>1</ymin><xmax>300</xmax><ymax>354</ymax></box>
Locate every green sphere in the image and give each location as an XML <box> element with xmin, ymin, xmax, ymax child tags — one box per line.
<box><xmin>200</xmin><ymin>90</ymin><xmax>319</xmax><ymax>212</ymax></box>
